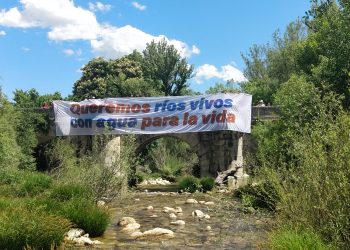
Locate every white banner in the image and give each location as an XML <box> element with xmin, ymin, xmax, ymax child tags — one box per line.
<box><xmin>53</xmin><ymin>93</ymin><xmax>252</xmax><ymax>136</ymax></box>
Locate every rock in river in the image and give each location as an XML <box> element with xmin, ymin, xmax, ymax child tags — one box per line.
<box><xmin>170</xmin><ymin>220</ymin><xmax>185</xmax><ymax>225</ymax></box>
<box><xmin>118</xmin><ymin>217</ymin><xmax>137</xmax><ymax>227</ymax></box>
<box><xmin>185</xmin><ymin>198</ymin><xmax>198</xmax><ymax>204</ymax></box>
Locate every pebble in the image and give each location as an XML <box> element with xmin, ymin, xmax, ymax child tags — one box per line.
<box><xmin>121</xmin><ymin>223</ymin><xmax>141</xmax><ymax>232</ymax></box>
<box><xmin>170</xmin><ymin>220</ymin><xmax>185</xmax><ymax>225</ymax></box>
<box><xmin>146</xmin><ymin>205</ymin><xmax>154</xmax><ymax>210</ymax></box>
<box><xmin>118</xmin><ymin>217</ymin><xmax>136</xmax><ymax>227</ymax></box>
<box><xmin>192</xmin><ymin>210</ymin><xmax>204</xmax><ymax>218</ymax></box>
<box><xmin>169</xmin><ymin>213</ymin><xmax>177</xmax><ymax>219</ymax></box>
<box><xmin>174</xmin><ymin>207</ymin><xmax>182</xmax><ymax>213</ymax></box>
<box><xmin>163</xmin><ymin>206</ymin><xmax>176</xmax><ymax>213</ymax></box>
<box><xmin>204</xmin><ymin>201</ymin><xmax>215</xmax><ymax>206</ymax></box>
<box><xmin>185</xmin><ymin>198</ymin><xmax>198</xmax><ymax>204</ymax></box>
<box><xmin>206</xmin><ymin>226</ymin><xmax>212</xmax><ymax>231</ymax></box>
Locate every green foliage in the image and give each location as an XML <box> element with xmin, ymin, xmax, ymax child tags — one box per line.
<box><xmin>0</xmin><ymin>207</ymin><xmax>71</xmax><ymax>250</ymax></box>
<box><xmin>15</xmin><ymin>171</ymin><xmax>52</xmax><ymax>196</ymax></box>
<box><xmin>266</xmin><ymin>226</ymin><xmax>334</xmax><ymax>250</ymax></box>
<box><xmin>241</xmin><ymin>20</ymin><xmax>307</xmax><ymax>105</ymax></box>
<box><xmin>50</xmin><ymin>183</ymin><xmax>88</xmax><ymax>201</ymax></box>
<box><xmin>139</xmin><ymin>137</ymin><xmax>199</xmax><ymax>178</ymax></box>
<box><xmin>0</xmin><ymin>91</ymin><xmax>22</xmax><ymax>169</ymax></box>
<box><xmin>199</xmin><ymin>177</ymin><xmax>215</xmax><ymax>192</ymax></box>
<box><xmin>60</xmin><ymin>198</ymin><xmax>110</xmax><ymax>237</ymax></box>
<box><xmin>0</xmin><ymin>169</ymin><xmax>52</xmax><ymax>197</ymax></box>
<box><xmin>40</xmin><ymin>137</ymin><xmax>77</xmax><ymax>171</ymax></box>
<box><xmin>73</xmin><ymin>55</ymin><xmax>159</xmax><ymax>100</ymax></box>
<box><xmin>205</xmin><ymin>82</ymin><xmax>240</xmax><ymax>94</ymax></box>
<box><xmin>51</xmin><ymin>135</ymin><xmax>135</xmax><ymax>201</ymax></box>
<box><xmin>250</xmin><ymin>78</ymin><xmax>349</xmax><ymax>247</ymax></box>
<box><xmin>236</xmin><ymin>180</ymin><xmax>282</xmax><ymax>211</ymax></box>
<box><xmin>0</xmin><ymin>168</ymin><xmax>20</xmax><ymax>185</ymax></box>
<box><xmin>178</xmin><ymin>176</ymin><xmax>201</xmax><ymax>193</ymax></box>
<box><xmin>13</xmin><ymin>88</ymin><xmax>62</xmax><ymax>170</ymax></box>
<box><xmin>142</xmin><ymin>38</ymin><xmax>194</xmax><ymax>96</ymax></box>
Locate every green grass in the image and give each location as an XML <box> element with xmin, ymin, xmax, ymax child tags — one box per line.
<box><xmin>266</xmin><ymin>227</ymin><xmax>334</xmax><ymax>250</ymax></box>
<box><xmin>15</xmin><ymin>171</ymin><xmax>52</xmax><ymax>196</ymax></box>
<box><xmin>0</xmin><ymin>206</ymin><xmax>71</xmax><ymax>250</ymax></box>
<box><xmin>60</xmin><ymin>198</ymin><xmax>111</xmax><ymax>237</ymax></box>
<box><xmin>200</xmin><ymin>177</ymin><xmax>215</xmax><ymax>192</ymax></box>
<box><xmin>178</xmin><ymin>176</ymin><xmax>201</xmax><ymax>193</ymax></box>
<box><xmin>50</xmin><ymin>183</ymin><xmax>88</xmax><ymax>201</ymax></box>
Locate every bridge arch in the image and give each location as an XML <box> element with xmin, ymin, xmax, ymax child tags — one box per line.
<box><xmin>134</xmin><ymin>131</ymin><xmax>243</xmax><ymax>177</ymax></box>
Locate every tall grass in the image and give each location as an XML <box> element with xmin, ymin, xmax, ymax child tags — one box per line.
<box><xmin>265</xmin><ymin>226</ymin><xmax>334</xmax><ymax>250</ymax></box>
<box><xmin>0</xmin><ymin>206</ymin><xmax>71</xmax><ymax>249</ymax></box>
<box><xmin>60</xmin><ymin>198</ymin><xmax>110</xmax><ymax>237</ymax></box>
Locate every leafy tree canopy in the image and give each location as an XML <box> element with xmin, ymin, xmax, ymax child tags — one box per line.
<box><xmin>73</xmin><ymin>39</ymin><xmax>194</xmax><ymax>100</ymax></box>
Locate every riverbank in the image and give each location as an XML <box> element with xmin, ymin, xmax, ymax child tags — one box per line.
<box><xmin>88</xmin><ymin>187</ymin><xmax>272</xmax><ymax>249</ymax></box>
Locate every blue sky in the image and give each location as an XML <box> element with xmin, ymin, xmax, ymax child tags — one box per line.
<box><xmin>0</xmin><ymin>0</ymin><xmax>311</xmax><ymax>100</ymax></box>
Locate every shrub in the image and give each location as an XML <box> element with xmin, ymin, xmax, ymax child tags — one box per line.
<box><xmin>24</xmin><ymin>197</ymin><xmax>62</xmax><ymax>214</ymax></box>
<box><xmin>60</xmin><ymin>198</ymin><xmax>110</xmax><ymax>237</ymax></box>
<box><xmin>16</xmin><ymin>171</ymin><xmax>52</xmax><ymax>196</ymax></box>
<box><xmin>235</xmin><ymin>180</ymin><xmax>282</xmax><ymax>211</ymax></box>
<box><xmin>266</xmin><ymin>227</ymin><xmax>334</xmax><ymax>250</ymax></box>
<box><xmin>50</xmin><ymin>183</ymin><xmax>88</xmax><ymax>201</ymax></box>
<box><xmin>0</xmin><ymin>207</ymin><xmax>71</xmax><ymax>249</ymax></box>
<box><xmin>200</xmin><ymin>177</ymin><xmax>215</xmax><ymax>192</ymax></box>
<box><xmin>178</xmin><ymin>176</ymin><xmax>201</xmax><ymax>193</ymax></box>
<box><xmin>0</xmin><ymin>169</ymin><xmax>20</xmax><ymax>185</ymax></box>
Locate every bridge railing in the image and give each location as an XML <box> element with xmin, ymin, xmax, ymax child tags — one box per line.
<box><xmin>252</xmin><ymin>106</ymin><xmax>280</xmax><ymax>121</ymax></box>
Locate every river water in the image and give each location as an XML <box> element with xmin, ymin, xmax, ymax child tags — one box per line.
<box><xmin>85</xmin><ymin>185</ymin><xmax>272</xmax><ymax>250</ymax></box>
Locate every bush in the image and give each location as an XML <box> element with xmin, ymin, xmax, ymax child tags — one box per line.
<box><xmin>178</xmin><ymin>176</ymin><xmax>201</xmax><ymax>193</ymax></box>
<box><xmin>0</xmin><ymin>169</ymin><xmax>20</xmax><ymax>185</ymax></box>
<box><xmin>60</xmin><ymin>198</ymin><xmax>110</xmax><ymax>237</ymax></box>
<box><xmin>0</xmin><ymin>207</ymin><xmax>71</xmax><ymax>249</ymax></box>
<box><xmin>16</xmin><ymin>171</ymin><xmax>52</xmax><ymax>196</ymax></box>
<box><xmin>266</xmin><ymin>227</ymin><xmax>334</xmax><ymax>250</ymax></box>
<box><xmin>50</xmin><ymin>183</ymin><xmax>88</xmax><ymax>201</ymax></box>
<box><xmin>200</xmin><ymin>177</ymin><xmax>215</xmax><ymax>192</ymax></box>
<box><xmin>24</xmin><ymin>196</ymin><xmax>62</xmax><ymax>214</ymax></box>
<box><xmin>235</xmin><ymin>177</ymin><xmax>282</xmax><ymax>211</ymax></box>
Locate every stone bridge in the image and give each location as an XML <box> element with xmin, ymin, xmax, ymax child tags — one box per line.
<box><xmin>38</xmin><ymin>106</ymin><xmax>278</xmax><ymax>177</ymax></box>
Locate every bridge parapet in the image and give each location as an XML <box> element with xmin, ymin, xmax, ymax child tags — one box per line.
<box><xmin>252</xmin><ymin>106</ymin><xmax>279</xmax><ymax>121</ymax></box>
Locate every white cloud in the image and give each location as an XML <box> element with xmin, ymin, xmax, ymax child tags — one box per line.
<box><xmin>91</xmin><ymin>25</ymin><xmax>199</xmax><ymax>58</ymax></box>
<box><xmin>63</xmin><ymin>48</ymin><xmax>74</xmax><ymax>55</ymax></box>
<box><xmin>132</xmin><ymin>2</ymin><xmax>146</xmax><ymax>11</ymax></box>
<box><xmin>0</xmin><ymin>0</ymin><xmax>100</xmax><ymax>40</ymax></box>
<box><xmin>0</xmin><ymin>0</ymin><xmax>199</xmax><ymax>59</ymax></box>
<box><xmin>88</xmin><ymin>2</ymin><xmax>112</xmax><ymax>12</ymax></box>
<box><xmin>0</xmin><ymin>30</ymin><xmax>5</xmax><ymax>36</ymax></box>
<box><xmin>194</xmin><ymin>63</ymin><xmax>247</xmax><ymax>84</ymax></box>
<box><xmin>63</xmin><ymin>48</ymin><xmax>82</xmax><ymax>56</ymax></box>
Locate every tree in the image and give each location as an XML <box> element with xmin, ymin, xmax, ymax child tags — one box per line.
<box><xmin>303</xmin><ymin>0</ymin><xmax>350</xmax><ymax>107</ymax></box>
<box><xmin>241</xmin><ymin>20</ymin><xmax>308</xmax><ymax>104</ymax></box>
<box><xmin>142</xmin><ymin>39</ymin><xmax>194</xmax><ymax>96</ymax></box>
<box><xmin>72</xmin><ymin>56</ymin><xmax>158</xmax><ymax>100</ymax></box>
<box><xmin>0</xmin><ymin>90</ymin><xmax>21</xmax><ymax>169</ymax></box>
<box><xmin>206</xmin><ymin>82</ymin><xmax>240</xmax><ymax>94</ymax></box>
<box><xmin>13</xmin><ymin>89</ymin><xmax>62</xmax><ymax>170</ymax></box>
